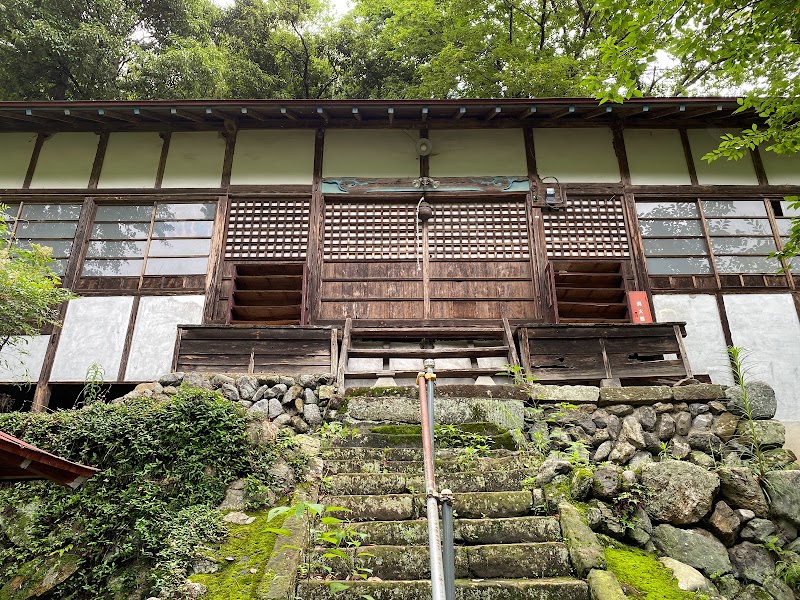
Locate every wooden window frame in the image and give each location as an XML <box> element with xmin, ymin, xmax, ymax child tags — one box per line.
<box><xmin>636</xmin><ymin>195</ymin><xmax>796</xmax><ymax>291</ymax></box>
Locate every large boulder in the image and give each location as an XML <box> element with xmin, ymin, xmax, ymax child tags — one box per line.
<box><xmin>736</xmin><ymin>420</ymin><xmax>785</xmax><ymax>449</ymax></box>
<box><xmin>726</xmin><ymin>382</ymin><xmax>777</xmax><ymax>420</ymax></box>
<box><xmin>764</xmin><ymin>470</ymin><xmax>800</xmax><ymax>526</ymax></box>
<box><xmin>708</xmin><ymin>501</ymin><xmax>740</xmax><ymax>546</ymax></box>
<box><xmin>652</xmin><ymin>525</ymin><xmax>732</xmax><ymax>576</ymax></box>
<box><xmin>717</xmin><ymin>467</ymin><xmax>769</xmax><ymax>517</ymax></box>
<box><xmin>641</xmin><ymin>461</ymin><xmax>719</xmax><ymax>525</ymax></box>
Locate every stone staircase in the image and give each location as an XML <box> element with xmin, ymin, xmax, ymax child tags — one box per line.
<box><xmin>295</xmin><ymin>428</ymin><xmax>590</xmax><ymax>600</ymax></box>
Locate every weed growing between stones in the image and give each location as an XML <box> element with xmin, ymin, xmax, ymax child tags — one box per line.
<box><xmin>728</xmin><ymin>346</ymin><xmax>768</xmax><ymax>479</ymax></box>
<box><xmin>320</xmin><ymin>421</ymin><xmax>360</xmax><ymax>444</ymax></box>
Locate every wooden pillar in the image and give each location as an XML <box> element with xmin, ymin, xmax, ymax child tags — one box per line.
<box><xmin>523</xmin><ymin>127</ymin><xmax>548</xmax><ymax>321</ymax></box>
<box><xmin>32</xmin><ymin>196</ymin><xmax>97</xmax><ymax>411</ymax></box>
<box><xmin>306</xmin><ymin>129</ymin><xmax>325</xmax><ymax>323</ymax></box>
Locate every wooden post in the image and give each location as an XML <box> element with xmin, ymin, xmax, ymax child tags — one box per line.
<box><xmin>336</xmin><ymin>318</ymin><xmax>352</xmax><ymax>393</ymax></box>
<box><xmin>501</xmin><ymin>317</ymin><xmax>520</xmax><ymax>368</ymax></box>
<box><xmin>523</xmin><ymin>127</ymin><xmax>547</xmax><ymax>321</ymax></box>
<box><xmin>306</xmin><ymin>129</ymin><xmax>325</xmax><ymax>323</ymax></box>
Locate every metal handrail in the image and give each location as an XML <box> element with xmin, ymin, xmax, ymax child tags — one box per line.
<box><xmin>417</xmin><ymin>360</ymin><xmax>456</xmax><ymax>600</ymax></box>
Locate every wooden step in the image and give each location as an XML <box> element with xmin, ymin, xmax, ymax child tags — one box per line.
<box><xmin>230</xmin><ymin>305</ymin><xmax>301</xmax><ymax>321</ymax></box>
<box><xmin>345</xmin><ymin>367</ymin><xmax>507</xmax><ymax>379</ymax></box>
<box><xmin>234</xmin><ymin>274</ymin><xmax>303</xmax><ymax>290</ymax></box>
<box><xmin>232</xmin><ymin>290</ymin><xmax>302</xmax><ymax>305</ymax></box>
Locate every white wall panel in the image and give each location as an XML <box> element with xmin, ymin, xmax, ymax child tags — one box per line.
<box><xmin>723</xmin><ymin>294</ymin><xmax>800</xmax><ymax>421</ymax></box>
<box><xmin>653</xmin><ymin>294</ymin><xmax>733</xmax><ymax>385</ymax></box>
<box><xmin>0</xmin><ymin>335</ymin><xmax>50</xmax><ymax>382</ymax></box>
<box><xmin>50</xmin><ymin>297</ymin><xmax>134</xmax><ymax>382</ymax></box>
<box><xmin>231</xmin><ymin>130</ymin><xmax>315</xmax><ymax>185</ymax></box>
<box><xmin>429</xmin><ymin>130</ymin><xmax>527</xmax><ymax>177</ymax></box>
<box><xmin>30</xmin><ymin>132</ymin><xmax>98</xmax><ymax>188</ymax></box>
<box><xmin>687</xmin><ymin>129</ymin><xmax>758</xmax><ymax>185</ymax></box>
<box><xmin>0</xmin><ymin>133</ymin><xmax>37</xmax><ymax>188</ymax></box>
<box><xmin>161</xmin><ymin>132</ymin><xmax>225</xmax><ymax>188</ymax></box>
<box><xmin>760</xmin><ymin>150</ymin><xmax>800</xmax><ymax>185</ymax></box>
<box><xmin>533</xmin><ymin>128</ymin><xmax>620</xmax><ymax>183</ymax></box>
<box><xmin>124</xmin><ymin>295</ymin><xmax>204</xmax><ymax>381</ymax></box>
<box><xmin>323</xmin><ymin>130</ymin><xmax>419</xmax><ymax>178</ymax></box>
<box><xmin>624</xmin><ymin>129</ymin><xmax>691</xmax><ymax>185</ymax></box>
<box><xmin>98</xmin><ymin>132</ymin><xmax>162</xmax><ymax>188</ymax></box>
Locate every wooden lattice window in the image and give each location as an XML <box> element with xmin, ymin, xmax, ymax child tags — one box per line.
<box><xmin>323</xmin><ymin>200</ymin><xmax>417</xmax><ymax>260</ymax></box>
<box><xmin>428</xmin><ymin>200</ymin><xmax>530</xmax><ymax>260</ymax></box>
<box><xmin>225</xmin><ymin>198</ymin><xmax>310</xmax><ymax>259</ymax></box>
<box><xmin>544</xmin><ymin>196</ymin><xmax>629</xmax><ymax>258</ymax></box>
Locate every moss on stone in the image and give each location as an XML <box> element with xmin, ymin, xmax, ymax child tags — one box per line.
<box><xmin>189</xmin><ymin>510</ymin><xmax>285</xmax><ymax>600</ymax></box>
<box><xmin>604</xmin><ymin>541</ymin><xmax>708</xmax><ymax>600</ymax></box>
<box><xmin>366</xmin><ymin>423</ymin><xmax>517</xmax><ymax>450</ymax></box>
<box><xmin>345</xmin><ymin>387</ymin><xmax>417</xmax><ymax>399</ymax></box>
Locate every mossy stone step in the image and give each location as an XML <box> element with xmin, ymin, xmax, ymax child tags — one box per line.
<box><xmin>296</xmin><ymin>578</ymin><xmax>589</xmax><ymax>600</ymax></box>
<box><xmin>328</xmin><ymin>423</ymin><xmax>519</xmax><ymax>450</ymax></box>
<box><xmin>350</xmin><ymin>516</ymin><xmax>562</xmax><ymax>547</ymax></box>
<box><xmin>325</xmin><ymin>490</ymin><xmax>535</xmax><ymax>522</ymax></box>
<box><xmin>323</xmin><ymin>453</ymin><xmax>535</xmax><ymax>476</ymax></box>
<box><xmin>321</xmin><ymin>447</ymin><xmax>516</xmax><ymax>463</ymax></box>
<box><xmin>308</xmin><ymin>542</ymin><xmax>572</xmax><ymax>580</ymax></box>
<box><xmin>326</xmin><ymin>469</ymin><xmax>533</xmax><ymax>495</ymax></box>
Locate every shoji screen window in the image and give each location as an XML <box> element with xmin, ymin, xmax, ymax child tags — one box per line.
<box><xmin>1</xmin><ymin>202</ymin><xmax>82</xmax><ymax>275</ymax></box>
<box><xmin>637</xmin><ymin>199</ymin><xmax>786</xmax><ymax>276</ymax></box>
<box><xmin>774</xmin><ymin>199</ymin><xmax>800</xmax><ymax>272</ymax></box>
<box><xmin>83</xmin><ymin>202</ymin><xmax>216</xmax><ymax>279</ymax></box>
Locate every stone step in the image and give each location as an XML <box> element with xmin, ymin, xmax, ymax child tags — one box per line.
<box><xmin>325</xmin><ymin>490</ymin><xmax>535</xmax><ymax>521</ymax></box>
<box><xmin>326</xmin><ymin>469</ymin><xmax>533</xmax><ymax>495</ymax></box>
<box><xmin>323</xmin><ymin>453</ymin><xmax>535</xmax><ymax>475</ymax></box>
<box><xmin>309</xmin><ymin>542</ymin><xmax>572</xmax><ymax>580</ymax></box>
<box><xmin>321</xmin><ymin>447</ymin><xmax>516</xmax><ymax>463</ymax></box>
<box><xmin>350</xmin><ymin>516</ymin><xmax>562</xmax><ymax>546</ymax></box>
<box><xmin>296</xmin><ymin>578</ymin><xmax>589</xmax><ymax>600</ymax></box>
<box><xmin>327</xmin><ymin>423</ymin><xmax>519</xmax><ymax>450</ymax></box>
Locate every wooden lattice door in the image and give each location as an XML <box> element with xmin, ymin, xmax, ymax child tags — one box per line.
<box><xmin>318</xmin><ymin>197</ymin><xmax>538</xmax><ymax>322</ymax></box>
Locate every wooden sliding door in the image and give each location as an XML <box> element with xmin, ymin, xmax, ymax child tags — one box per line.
<box><xmin>318</xmin><ymin>196</ymin><xmax>539</xmax><ymax>322</ymax></box>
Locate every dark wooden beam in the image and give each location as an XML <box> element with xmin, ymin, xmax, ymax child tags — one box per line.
<box><xmin>518</xmin><ymin>106</ymin><xmax>537</xmax><ymax>119</ymax></box>
<box><xmin>281</xmin><ymin>107</ymin><xmax>299</xmax><ymax>120</ymax></box>
<box><xmin>221</xmin><ymin>127</ymin><xmax>237</xmax><ymax>189</ymax></box>
<box><xmin>679</xmin><ymin>128</ymin><xmax>700</xmax><ymax>185</ymax></box>
<box><xmin>306</xmin><ymin>128</ymin><xmax>325</xmax><ymax>323</ymax></box>
<box><xmin>549</xmin><ymin>105</ymin><xmax>576</xmax><ymax>119</ymax></box>
<box><xmin>316</xmin><ymin>107</ymin><xmax>329</xmax><ymax>121</ymax></box>
<box><xmin>649</xmin><ymin>104</ymin><xmax>687</xmax><ymax>119</ymax></box>
<box><xmin>585</xmin><ymin>106</ymin><xmax>613</xmax><ymax>119</ymax></box>
<box><xmin>388</xmin><ymin>107</ymin><xmax>394</xmax><ymax>125</ymax></box>
<box><xmin>170</xmin><ymin>108</ymin><xmax>205</xmax><ymax>123</ymax></box>
<box><xmin>352</xmin><ymin>107</ymin><xmax>362</xmax><ymax>121</ymax></box>
<box><xmin>137</xmin><ymin>109</ymin><xmax>174</xmax><ymax>123</ymax></box>
<box><xmin>88</xmin><ymin>132</ymin><xmax>109</xmax><ymax>189</ymax></box>
<box><xmin>202</xmin><ymin>194</ymin><xmax>230</xmax><ymax>325</ymax></box>
<box><xmin>154</xmin><ymin>132</ymin><xmax>171</xmax><ymax>189</ymax></box>
<box><xmin>484</xmin><ymin>106</ymin><xmax>502</xmax><ymax>121</ymax></box>
<box><xmin>117</xmin><ymin>296</ymin><xmax>140</xmax><ymax>381</ymax></box>
<box><xmin>453</xmin><ymin>107</ymin><xmax>467</xmax><ymax>120</ymax></box>
<box><xmin>103</xmin><ymin>109</ymin><xmax>141</xmax><ymax>124</ymax></box>
<box><xmin>23</xmin><ymin>133</ymin><xmax>47</xmax><ymax>189</ymax></box>
<box><xmin>241</xmin><ymin>107</ymin><xmax>268</xmax><ymax>122</ymax></box>
<box><xmin>421</xmin><ymin>106</ymin><xmax>429</xmax><ymax>122</ymax></box>
<box><xmin>681</xmin><ymin>104</ymin><xmax>725</xmax><ymax>119</ymax></box>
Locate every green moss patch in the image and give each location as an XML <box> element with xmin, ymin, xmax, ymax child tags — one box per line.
<box><xmin>367</xmin><ymin>423</ymin><xmax>517</xmax><ymax>450</ymax></box>
<box><xmin>345</xmin><ymin>387</ymin><xmax>417</xmax><ymax>399</ymax></box>
<box><xmin>189</xmin><ymin>511</ymin><xmax>285</xmax><ymax>600</ymax></box>
<box><xmin>604</xmin><ymin>541</ymin><xmax>708</xmax><ymax>600</ymax></box>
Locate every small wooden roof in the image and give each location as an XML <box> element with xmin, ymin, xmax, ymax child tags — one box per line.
<box><xmin>0</xmin><ymin>97</ymin><xmax>757</xmax><ymax>132</ymax></box>
<box><xmin>0</xmin><ymin>430</ymin><xmax>100</xmax><ymax>488</ymax></box>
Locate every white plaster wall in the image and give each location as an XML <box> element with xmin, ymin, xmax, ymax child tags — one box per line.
<box><xmin>231</xmin><ymin>129</ymin><xmax>315</xmax><ymax>185</ymax></box>
<box><xmin>652</xmin><ymin>294</ymin><xmax>733</xmax><ymax>385</ymax></box>
<box><xmin>687</xmin><ymin>129</ymin><xmax>758</xmax><ymax>185</ymax></box>
<box><xmin>50</xmin><ymin>297</ymin><xmax>134</xmax><ymax>382</ymax></box>
<box><xmin>124</xmin><ymin>295</ymin><xmax>204</xmax><ymax>381</ymax></box>
<box><xmin>723</xmin><ymin>294</ymin><xmax>800</xmax><ymax>421</ymax></box>
<box><xmin>161</xmin><ymin>132</ymin><xmax>226</xmax><ymax>188</ymax></box>
<box><xmin>760</xmin><ymin>150</ymin><xmax>800</xmax><ymax>185</ymax></box>
<box><xmin>533</xmin><ymin>128</ymin><xmax>620</xmax><ymax>183</ymax></box>
<box><xmin>428</xmin><ymin>130</ymin><xmax>527</xmax><ymax>177</ymax></box>
<box><xmin>30</xmin><ymin>132</ymin><xmax>99</xmax><ymax>188</ymax></box>
<box><xmin>0</xmin><ymin>335</ymin><xmax>50</xmax><ymax>382</ymax></box>
<box><xmin>322</xmin><ymin>130</ymin><xmax>419</xmax><ymax>178</ymax></box>
<box><xmin>98</xmin><ymin>132</ymin><xmax>162</xmax><ymax>188</ymax></box>
<box><xmin>0</xmin><ymin>133</ymin><xmax>37</xmax><ymax>188</ymax></box>
<box><xmin>623</xmin><ymin>129</ymin><xmax>691</xmax><ymax>185</ymax></box>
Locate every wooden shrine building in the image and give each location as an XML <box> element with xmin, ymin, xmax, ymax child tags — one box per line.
<box><xmin>0</xmin><ymin>98</ymin><xmax>798</xmax><ymax>444</ymax></box>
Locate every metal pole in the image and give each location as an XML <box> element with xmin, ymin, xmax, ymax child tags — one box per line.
<box><xmin>424</xmin><ymin>358</ymin><xmax>435</xmax><ymax>446</ymax></box>
<box><xmin>418</xmin><ymin>372</ymin><xmax>446</xmax><ymax>600</ymax></box>
<box><xmin>441</xmin><ymin>489</ymin><xmax>456</xmax><ymax>600</ymax></box>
